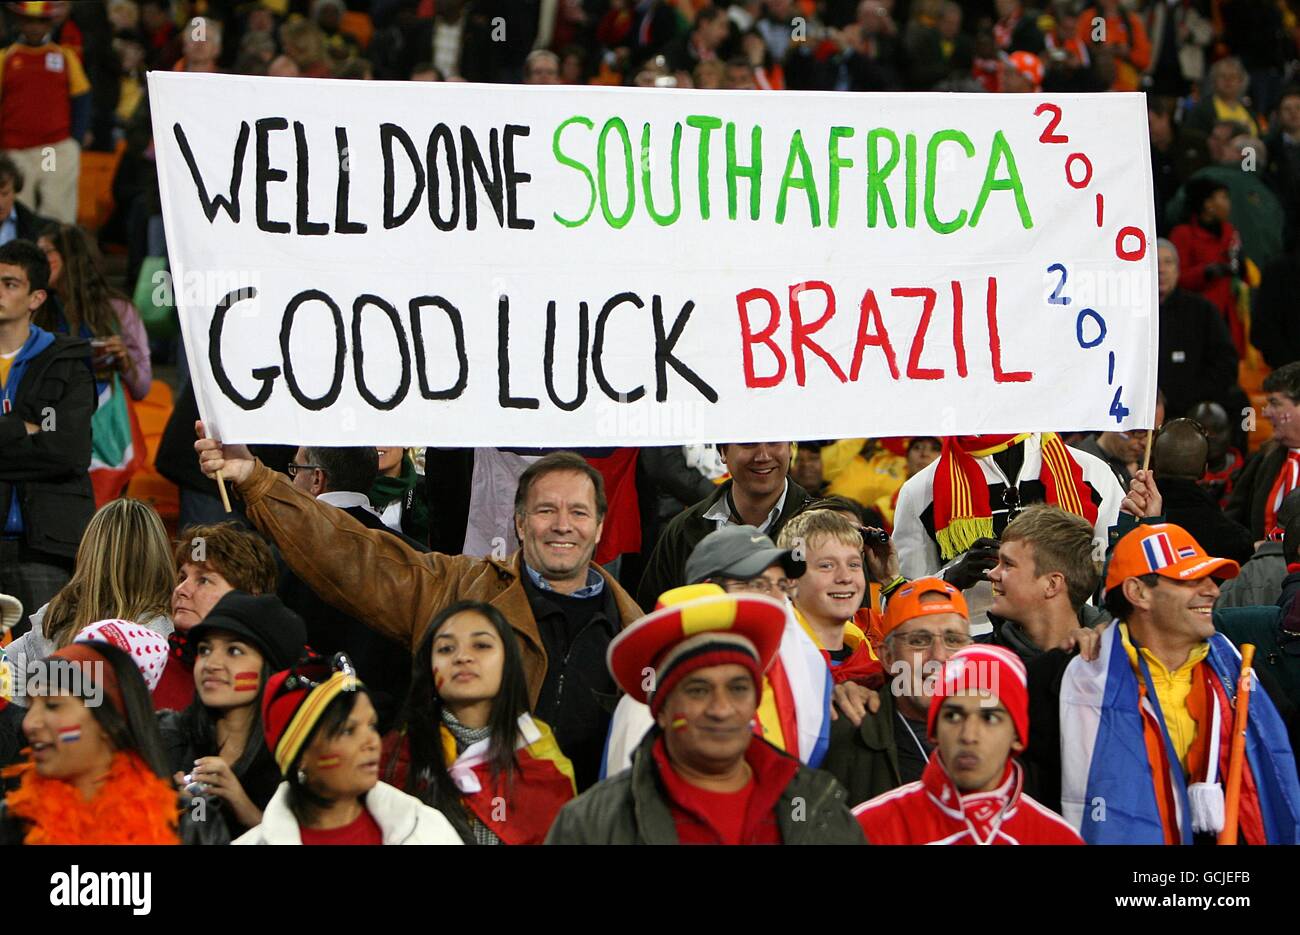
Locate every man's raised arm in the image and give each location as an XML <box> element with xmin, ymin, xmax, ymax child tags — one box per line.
<box><xmin>194</xmin><ymin>421</ymin><xmax>459</xmax><ymax>650</ymax></box>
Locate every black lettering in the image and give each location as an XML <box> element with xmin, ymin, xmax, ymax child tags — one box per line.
<box><xmin>592</xmin><ymin>292</ymin><xmax>646</xmax><ymax>402</ymax></box>
<box><xmin>293</xmin><ymin>121</ymin><xmax>329</xmax><ymax>235</ymax></box>
<box><xmin>427</xmin><ymin>123</ymin><xmax>460</xmax><ymax>231</ymax></box>
<box><xmin>352</xmin><ymin>294</ymin><xmax>411</xmax><ymax>410</ymax></box>
<box><xmin>209</xmin><ymin>287</ymin><xmax>278</xmax><ymax>409</ymax></box>
<box><xmin>409</xmin><ymin>296</ymin><xmax>467</xmax><ymax>399</ymax></box>
<box><xmin>281</xmin><ymin>289</ymin><xmax>345</xmax><ymax>410</ymax></box>
<box><xmin>255</xmin><ymin>117</ymin><xmax>291</xmax><ymax>234</ymax></box>
<box><xmin>173</xmin><ymin>121</ymin><xmax>248</xmax><ymax>223</ymax></box>
<box><xmin>503</xmin><ymin>124</ymin><xmax>535</xmax><ymax>230</ymax></box>
<box><xmin>461</xmin><ymin>126</ymin><xmax>504</xmax><ymax>230</ymax></box>
<box><xmin>653</xmin><ymin>296</ymin><xmax>717</xmax><ymax>402</ymax></box>
<box><xmin>543</xmin><ymin>300</ymin><xmax>589</xmax><ymax>411</ymax></box>
<box><xmin>382</xmin><ymin>123</ymin><xmax>425</xmax><ymax>229</ymax></box>
<box><xmin>334</xmin><ymin>127</ymin><xmax>367</xmax><ymax>234</ymax></box>
<box><xmin>497</xmin><ymin>295</ymin><xmax>538</xmax><ymax>409</ymax></box>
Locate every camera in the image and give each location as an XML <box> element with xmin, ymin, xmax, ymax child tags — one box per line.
<box><xmin>863</xmin><ymin>528</ymin><xmax>890</xmax><ymax>546</ymax></box>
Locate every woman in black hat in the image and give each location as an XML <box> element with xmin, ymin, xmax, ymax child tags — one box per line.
<box><xmin>155</xmin><ymin>591</ymin><xmax>307</xmax><ymax>838</ymax></box>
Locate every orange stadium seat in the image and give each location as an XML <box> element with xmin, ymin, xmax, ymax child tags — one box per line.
<box><xmin>76</xmin><ymin>140</ymin><xmax>126</xmax><ymax>232</ymax></box>
<box><xmin>341</xmin><ymin>11</ymin><xmax>373</xmax><ymax>50</ymax></box>
<box><xmin>126</xmin><ymin>379</ymin><xmax>180</xmax><ymax>527</ymax></box>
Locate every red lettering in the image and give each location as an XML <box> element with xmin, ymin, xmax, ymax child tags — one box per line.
<box><xmin>1115</xmin><ymin>226</ymin><xmax>1146</xmax><ymax>260</ymax></box>
<box><xmin>850</xmin><ymin>288</ymin><xmax>899</xmax><ymax>380</ymax></box>
<box><xmin>985</xmin><ymin>276</ymin><xmax>1032</xmax><ymax>383</ymax></box>
<box><xmin>1035</xmin><ymin>103</ymin><xmax>1068</xmax><ymax>143</ymax></box>
<box><xmin>895</xmin><ymin>287</ymin><xmax>942</xmax><ymax>380</ymax></box>
<box><xmin>951</xmin><ymin>280</ymin><xmax>967</xmax><ymax>378</ymax></box>
<box><xmin>789</xmin><ymin>281</ymin><xmax>847</xmax><ymax>386</ymax></box>
<box><xmin>736</xmin><ymin>288</ymin><xmax>787</xmax><ymax>388</ymax></box>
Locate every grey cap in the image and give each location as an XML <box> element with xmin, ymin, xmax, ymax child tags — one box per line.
<box><xmin>685</xmin><ymin>525</ymin><xmax>806</xmax><ymax>584</ymax></box>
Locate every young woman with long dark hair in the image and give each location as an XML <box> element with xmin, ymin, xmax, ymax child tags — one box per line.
<box><xmin>156</xmin><ymin>591</ymin><xmax>306</xmax><ymax>839</ymax></box>
<box><xmin>0</xmin><ymin>641</ymin><xmax>224</xmax><ymax>844</ymax></box>
<box><xmin>385</xmin><ymin>601</ymin><xmax>576</xmax><ymax>845</ymax></box>
<box><xmin>236</xmin><ymin>653</ymin><xmax>462</xmax><ymax>845</ymax></box>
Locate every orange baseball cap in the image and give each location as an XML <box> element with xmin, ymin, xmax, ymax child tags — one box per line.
<box><xmin>1104</xmin><ymin>523</ymin><xmax>1240</xmax><ymax>596</ymax></box>
<box><xmin>881</xmin><ymin>576</ymin><xmax>969</xmax><ymax>638</ymax></box>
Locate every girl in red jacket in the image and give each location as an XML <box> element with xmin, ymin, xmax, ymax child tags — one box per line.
<box><xmin>1170</xmin><ymin>178</ymin><xmax>1247</xmax><ymax>356</ymax></box>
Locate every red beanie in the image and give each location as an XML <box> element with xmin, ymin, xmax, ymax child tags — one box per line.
<box><xmin>926</xmin><ymin>645</ymin><xmax>1029</xmax><ymax>749</ymax></box>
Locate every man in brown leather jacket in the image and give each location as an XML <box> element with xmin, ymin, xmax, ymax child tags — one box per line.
<box><xmin>195</xmin><ymin>428</ymin><xmax>643</xmax><ymax>790</ymax></box>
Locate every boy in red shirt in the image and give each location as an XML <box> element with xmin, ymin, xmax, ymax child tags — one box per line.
<box><xmin>852</xmin><ymin>644</ymin><xmax>1083</xmax><ymax>844</ymax></box>
<box><xmin>0</xmin><ymin>2</ymin><xmax>91</xmax><ymax>223</ymax></box>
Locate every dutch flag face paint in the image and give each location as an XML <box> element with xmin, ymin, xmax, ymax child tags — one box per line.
<box><xmin>57</xmin><ymin>726</ymin><xmax>82</xmax><ymax>744</ymax></box>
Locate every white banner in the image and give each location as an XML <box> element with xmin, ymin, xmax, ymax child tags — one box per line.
<box><xmin>149</xmin><ymin>73</ymin><xmax>1158</xmax><ymax>446</ymax></box>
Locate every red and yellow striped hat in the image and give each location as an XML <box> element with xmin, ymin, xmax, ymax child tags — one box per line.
<box><xmin>262</xmin><ymin>655</ymin><xmax>363</xmax><ymax>776</ymax></box>
<box><xmin>607</xmin><ymin>584</ymin><xmax>786</xmax><ymax>715</ymax></box>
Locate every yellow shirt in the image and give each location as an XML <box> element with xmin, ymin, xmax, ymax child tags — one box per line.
<box><xmin>1213</xmin><ymin>97</ymin><xmax>1259</xmax><ymax>139</ymax></box>
<box><xmin>1120</xmin><ymin>624</ymin><xmax>1210</xmax><ymax>769</ymax></box>
<box><xmin>827</xmin><ymin>450</ymin><xmax>907</xmax><ymax>509</ymax></box>
<box><xmin>0</xmin><ymin>350</ymin><xmax>16</xmax><ymax>390</ymax></box>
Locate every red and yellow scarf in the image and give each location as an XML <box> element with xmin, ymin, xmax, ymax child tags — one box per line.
<box><xmin>932</xmin><ymin>433</ymin><xmax>1097</xmax><ymax>559</ymax></box>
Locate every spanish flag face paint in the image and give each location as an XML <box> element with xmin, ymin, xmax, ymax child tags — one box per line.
<box><xmin>316</xmin><ymin>754</ymin><xmax>341</xmax><ymax>769</ymax></box>
<box><xmin>670</xmin><ymin>715</ymin><xmax>689</xmax><ymax>732</ymax></box>
<box><xmin>233</xmin><ymin>671</ymin><xmax>260</xmax><ymax>692</ymax></box>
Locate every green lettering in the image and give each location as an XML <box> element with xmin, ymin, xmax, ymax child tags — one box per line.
<box><xmin>970</xmin><ymin>130</ymin><xmax>1033</xmax><ymax>229</ymax></box>
<box><xmin>905</xmin><ymin>132</ymin><xmax>917</xmax><ymax>228</ymax></box>
<box><xmin>776</xmin><ymin>129</ymin><xmax>820</xmax><ymax>227</ymax></box>
<box><xmin>924</xmin><ymin>130</ymin><xmax>975</xmax><ymax>234</ymax></box>
<box><xmin>726</xmin><ymin>122</ymin><xmax>762</xmax><ymax>221</ymax></box>
<box><xmin>597</xmin><ymin>117</ymin><xmax>635</xmax><ymax>229</ymax></box>
<box><xmin>641</xmin><ymin>121</ymin><xmax>682</xmax><ymax>226</ymax></box>
<box><xmin>552</xmin><ymin>116</ymin><xmax>595</xmax><ymax>228</ymax></box>
<box><xmin>686</xmin><ymin>115</ymin><xmax>722</xmax><ymax>220</ymax></box>
<box><xmin>827</xmin><ymin>126</ymin><xmax>854</xmax><ymax>228</ymax></box>
<box><xmin>866</xmin><ymin>128</ymin><xmax>899</xmax><ymax>228</ymax></box>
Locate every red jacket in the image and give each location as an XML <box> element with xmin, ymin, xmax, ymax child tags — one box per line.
<box><xmin>1169</xmin><ymin>220</ymin><xmax>1245</xmax><ymax>356</ymax></box>
<box><xmin>852</xmin><ymin>751</ymin><xmax>1083</xmax><ymax>845</ymax></box>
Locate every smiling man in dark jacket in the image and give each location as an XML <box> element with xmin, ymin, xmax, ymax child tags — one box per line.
<box><xmin>636</xmin><ymin>442</ymin><xmax>811</xmax><ymax>609</ymax></box>
<box><xmin>0</xmin><ymin>239</ymin><xmax>93</xmax><ymax>635</ymax></box>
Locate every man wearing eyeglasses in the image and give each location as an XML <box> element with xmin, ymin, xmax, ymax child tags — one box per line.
<box><xmin>279</xmin><ymin>445</ymin><xmax>425</xmax><ymax>733</ymax></box>
<box><xmin>822</xmin><ymin>577</ymin><xmax>973</xmax><ymax>806</ymax></box>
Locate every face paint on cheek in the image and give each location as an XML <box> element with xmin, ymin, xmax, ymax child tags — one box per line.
<box><xmin>57</xmin><ymin>726</ymin><xmax>82</xmax><ymax>744</ymax></box>
<box><xmin>233</xmin><ymin>672</ymin><xmax>260</xmax><ymax>692</ymax></box>
<box><xmin>434</xmin><ymin>672</ymin><xmax>445</xmax><ymax>692</ymax></box>
<box><xmin>316</xmin><ymin>755</ymin><xmax>341</xmax><ymax>769</ymax></box>
<box><xmin>670</xmin><ymin>714</ymin><xmax>689</xmax><ymax>732</ymax></box>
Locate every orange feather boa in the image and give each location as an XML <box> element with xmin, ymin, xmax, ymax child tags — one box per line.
<box><xmin>2</xmin><ymin>751</ymin><xmax>181</xmax><ymax>844</ymax></box>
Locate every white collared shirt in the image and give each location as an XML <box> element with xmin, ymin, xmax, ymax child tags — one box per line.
<box><xmin>702</xmin><ymin>478</ymin><xmax>789</xmax><ymax>535</ymax></box>
<box><xmin>317</xmin><ymin>489</ymin><xmax>384</xmax><ymax>522</ymax></box>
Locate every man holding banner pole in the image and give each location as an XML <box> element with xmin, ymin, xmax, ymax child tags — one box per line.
<box><xmin>194</xmin><ymin>428</ymin><xmax>644</xmax><ymax>790</ymax></box>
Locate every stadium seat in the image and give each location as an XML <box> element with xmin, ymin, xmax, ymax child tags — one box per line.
<box><xmin>76</xmin><ymin>140</ymin><xmax>126</xmax><ymax>232</ymax></box>
<box><xmin>340</xmin><ymin>11</ymin><xmax>373</xmax><ymax>50</ymax></box>
<box><xmin>125</xmin><ymin>380</ymin><xmax>180</xmax><ymax>527</ymax></box>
